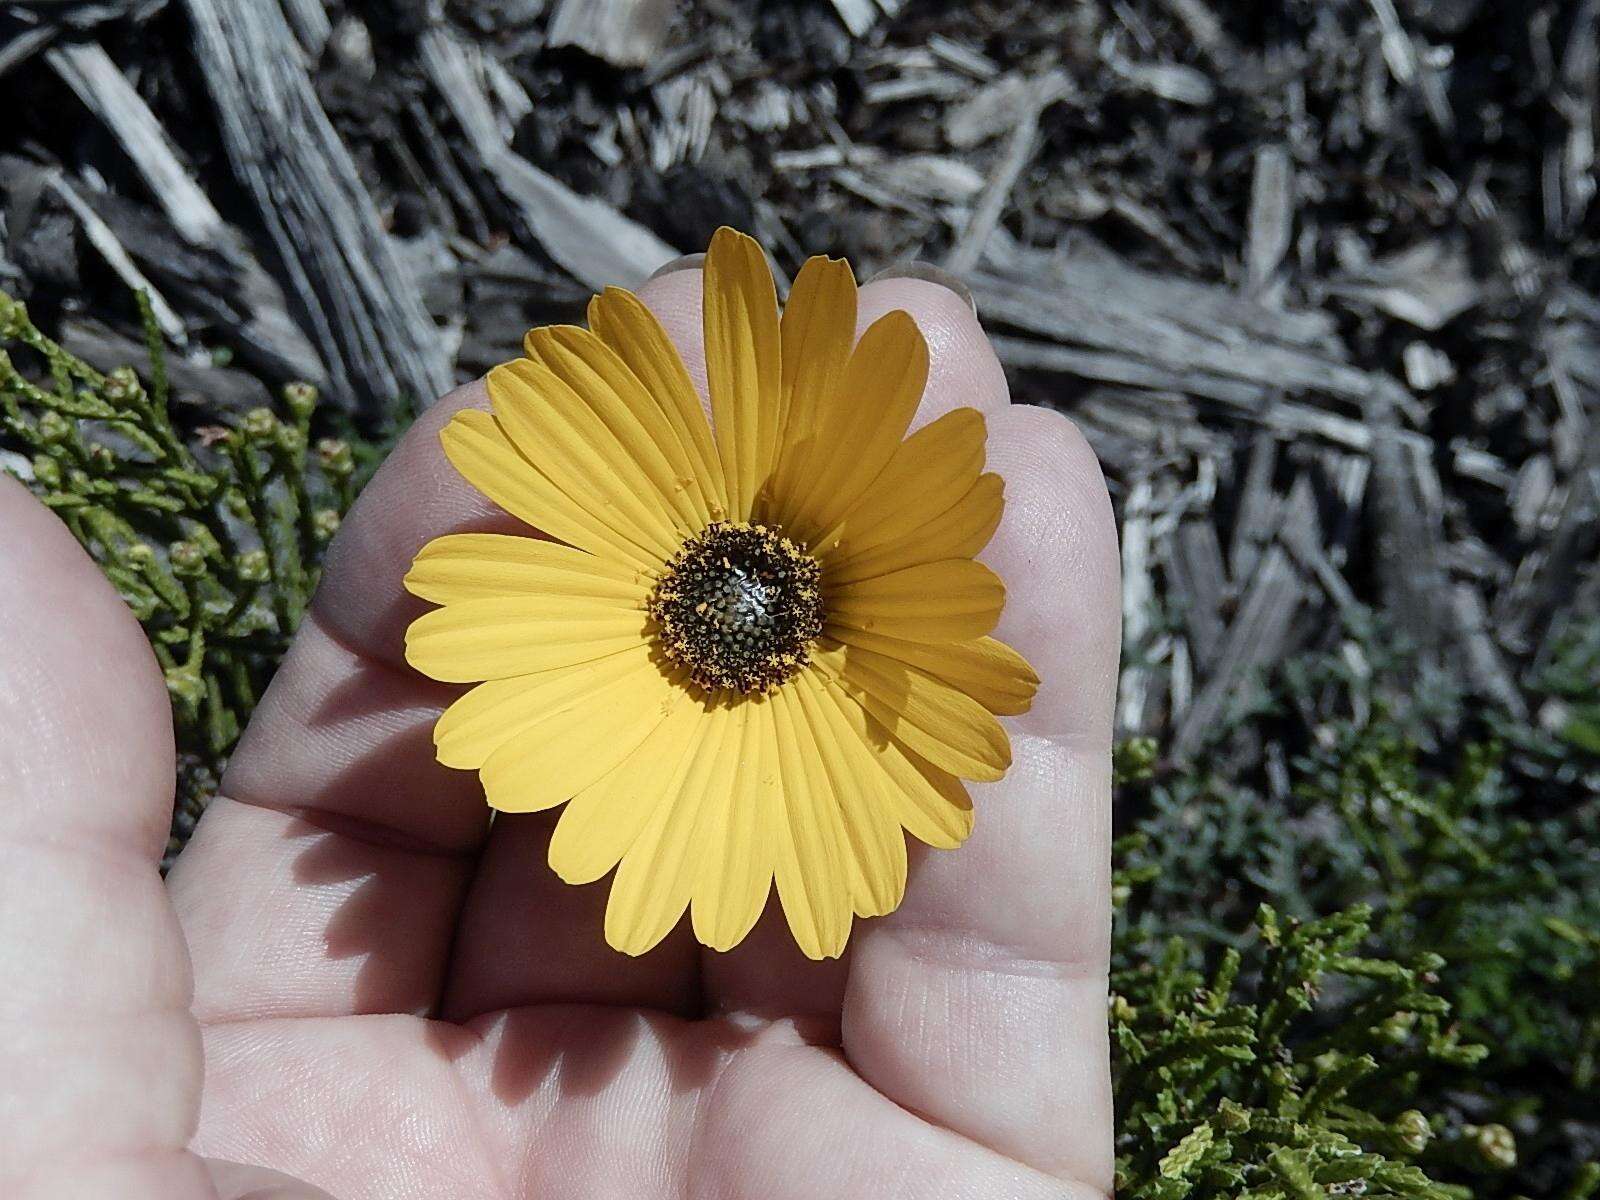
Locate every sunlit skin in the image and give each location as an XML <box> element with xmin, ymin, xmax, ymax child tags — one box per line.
<box><xmin>0</xmin><ymin>271</ymin><xmax>1120</xmax><ymax>1200</ymax></box>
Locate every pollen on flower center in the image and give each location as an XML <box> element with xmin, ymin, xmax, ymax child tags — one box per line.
<box><xmin>649</xmin><ymin>521</ymin><xmax>824</xmax><ymax>695</ymax></box>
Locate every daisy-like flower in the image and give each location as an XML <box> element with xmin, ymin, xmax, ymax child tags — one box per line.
<box><xmin>403</xmin><ymin>228</ymin><xmax>1038</xmax><ymax>960</ymax></box>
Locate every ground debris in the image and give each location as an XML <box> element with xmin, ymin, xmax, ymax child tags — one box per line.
<box><xmin>0</xmin><ymin>0</ymin><xmax>1593</xmax><ymax>750</ymax></box>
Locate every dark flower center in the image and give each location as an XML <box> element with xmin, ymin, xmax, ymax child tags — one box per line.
<box><xmin>649</xmin><ymin>521</ymin><xmax>824</xmax><ymax>695</ymax></box>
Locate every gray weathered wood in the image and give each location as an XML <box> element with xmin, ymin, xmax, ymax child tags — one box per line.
<box><xmin>548</xmin><ymin>0</ymin><xmax>670</xmax><ymax>67</ymax></box>
<box><xmin>45</xmin><ymin>40</ymin><xmax>326</xmax><ymax>387</ymax></box>
<box><xmin>418</xmin><ymin>28</ymin><xmax>677</xmax><ymax>291</ymax></box>
<box><xmin>944</xmin><ymin>72</ymin><xmax>1071</xmax><ymax>276</ymax></box>
<box><xmin>1246</xmin><ymin>144</ymin><xmax>1292</xmax><ymax>302</ymax></box>
<box><xmin>1175</xmin><ymin>545</ymin><xmax>1306</xmax><ymax>758</ymax></box>
<box><xmin>183</xmin><ymin>0</ymin><xmax>453</xmax><ymax>412</ymax></box>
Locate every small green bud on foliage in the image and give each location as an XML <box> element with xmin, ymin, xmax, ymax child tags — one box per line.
<box><xmin>1115</xmin><ymin>734</ymin><xmax>1160</xmax><ymax>784</ymax></box>
<box><xmin>105</xmin><ymin>366</ymin><xmax>139</xmax><ymax>403</ymax></box>
<box><xmin>237</xmin><ymin>549</ymin><xmax>270</xmax><ymax>583</ymax></box>
<box><xmin>241</xmin><ymin>407</ymin><xmax>278</xmax><ymax>441</ymax></box>
<box><xmin>282</xmin><ymin>381</ymin><xmax>319</xmax><ymax>421</ymax></box>
<box><xmin>188</xmin><ymin>526</ymin><xmax>222</xmax><ymax>560</ymax></box>
<box><xmin>1393</xmin><ymin>1110</ymin><xmax>1432</xmax><ymax>1154</ymax></box>
<box><xmin>164</xmin><ymin>665</ymin><xmax>205</xmax><ymax>708</ymax></box>
<box><xmin>316</xmin><ymin>437</ymin><xmax>354</xmax><ymax>477</ymax></box>
<box><xmin>1218</xmin><ymin>1098</ymin><xmax>1252</xmax><ymax>1132</ymax></box>
<box><xmin>0</xmin><ymin>292</ymin><xmax>28</xmax><ymax>339</ymax></box>
<box><xmin>30</xmin><ymin>455</ymin><xmax>60</xmax><ymax>488</ymax></box>
<box><xmin>1467</xmin><ymin>1124</ymin><xmax>1517</xmax><ymax>1171</ymax></box>
<box><xmin>224</xmin><ymin>488</ymin><xmax>252</xmax><ymax>519</ymax></box>
<box><xmin>169</xmin><ymin>540</ymin><xmax>206</xmax><ymax>577</ymax></box>
<box><xmin>37</xmin><ymin>410</ymin><xmax>72</xmax><ymax>444</ymax></box>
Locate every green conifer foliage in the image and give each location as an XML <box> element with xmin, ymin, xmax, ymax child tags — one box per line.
<box><xmin>0</xmin><ymin>289</ymin><xmax>378</xmax><ymax>852</ymax></box>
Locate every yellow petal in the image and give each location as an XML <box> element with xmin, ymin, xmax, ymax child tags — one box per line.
<box><xmin>826</xmin><ymin>558</ymin><xmax>1004</xmax><ymax>643</ymax></box>
<box><xmin>690</xmin><ymin>702</ymin><xmax>776</xmax><ymax>952</ymax></box>
<box><xmin>440</xmin><ymin>408</ymin><xmax>657</xmax><ymax>571</ymax></box>
<box><xmin>769</xmin><ymin>685</ymin><xmax>853</xmax><ymax>960</ymax></box>
<box><xmin>433</xmin><ymin>645</ymin><xmax>656</xmax><ymax>769</ymax></box>
<box><xmin>404</xmin><ymin>533</ymin><xmax>649</xmax><ymax>607</ymax></box>
<box><xmin>763</xmin><ymin>254</ymin><xmax>857</xmax><ymax>520</ymax></box>
<box><xmin>813</xmin><ymin>408</ymin><xmax>987</xmax><ymax>560</ymax></box>
<box><xmin>605</xmin><ymin>701</ymin><xmax>732</xmax><ymax>956</ymax></box>
<box><xmin>588</xmin><ymin>286</ymin><xmax>728</xmax><ymax>518</ymax></box>
<box><xmin>808</xmin><ymin>673</ymin><xmax>975</xmax><ymax>850</ymax></box>
<box><xmin>828</xmin><ymin>628</ymin><xmax>1039</xmax><ymax>717</ymax></box>
<box><xmin>794</xmin><ymin>675</ymin><xmax>907</xmax><ymax>919</ymax></box>
<box><xmin>524</xmin><ymin>325</ymin><xmax>716</xmax><ymax>530</ymax></box>
<box><xmin>479</xmin><ymin>659</ymin><xmax>688</xmax><ymax>814</ymax></box>
<box><xmin>777</xmin><ymin>309</ymin><xmax>928</xmax><ymax>543</ymax></box>
<box><xmin>703</xmin><ymin>227</ymin><xmax>781</xmax><ymax>519</ymax></box>
<box><xmin>812</xmin><ymin>638</ymin><xmax>1011</xmax><ymax>782</ymax></box>
<box><xmin>405</xmin><ymin>595</ymin><xmax>647</xmax><ymax>684</ymax></box>
<box><xmin>489</xmin><ymin>361</ymin><xmax>680</xmax><ymax>562</ymax></box>
<box><xmin>548</xmin><ymin>698</ymin><xmax>705</xmax><ymax>885</ymax></box>
<box><xmin>827</xmin><ymin>473</ymin><xmax>1004</xmax><ymax>584</ymax></box>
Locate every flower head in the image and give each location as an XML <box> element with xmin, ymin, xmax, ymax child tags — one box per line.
<box><xmin>404</xmin><ymin>228</ymin><xmax>1038</xmax><ymax>960</ymax></box>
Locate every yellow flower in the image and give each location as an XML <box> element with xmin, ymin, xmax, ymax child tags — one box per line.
<box><xmin>403</xmin><ymin>227</ymin><xmax>1038</xmax><ymax>960</ymax></box>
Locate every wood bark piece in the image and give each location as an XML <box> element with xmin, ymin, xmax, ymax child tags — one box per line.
<box><xmin>1174</xmin><ymin>544</ymin><xmax>1306</xmax><ymax>758</ymax></box>
<box><xmin>61</xmin><ymin>315</ymin><xmax>272</xmax><ymax>413</ymax></box>
<box><xmin>827</xmin><ymin>0</ymin><xmax>881</xmax><ymax>37</ymax></box>
<box><xmin>547</xmin><ymin>0</ymin><xmax>671</xmax><ymax>68</ymax></box>
<box><xmin>1169</xmin><ymin>517</ymin><xmax>1230</xmax><ymax>672</ymax></box>
<box><xmin>1246</xmin><ymin>144</ymin><xmax>1292</xmax><ymax>303</ymax></box>
<box><xmin>944</xmin><ymin>71</ymin><xmax>1071</xmax><ymax>276</ymax></box>
<box><xmin>1365</xmin><ymin>383</ymin><xmax>1451</xmax><ymax>663</ymax></box>
<box><xmin>44</xmin><ymin>171</ymin><xmax>185</xmax><ymax>339</ymax></box>
<box><xmin>47</xmin><ymin>41</ymin><xmax>222</xmax><ymax>244</ymax></box>
<box><xmin>972</xmin><ymin>236</ymin><xmax>1375</xmax><ymax>413</ymax></box>
<box><xmin>182</xmin><ymin>0</ymin><xmax>453</xmax><ymax>413</ymax></box>
<box><xmin>0</xmin><ymin>21</ymin><xmax>57</xmax><ymax>78</ymax></box>
<box><xmin>279</xmin><ymin>0</ymin><xmax>330</xmax><ymax>57</ymax></box>
<box><xmin>418</xmin><ymin>28</ymin><xmax>677</xmax><ymax>291</ymax></box>
<box><xmin>1117</xmin><ymin>474</ymin><xmax>1157</xmax><ymax>734</ymax></box>
<box><xmin>45</xmin><ymin>40</ymin><xmax>327</xmax><ymax>387</ymax></box>
<box><xmin>1450</xmin><ymin>582</ymin><xmax>1529</xmax><ymax>719</ymax></box>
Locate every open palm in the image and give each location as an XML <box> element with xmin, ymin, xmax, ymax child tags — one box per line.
<box><xmin>2</xmin><ymin>271</ymin><xmax>1119</xmax><ymax>1200</ymax></box>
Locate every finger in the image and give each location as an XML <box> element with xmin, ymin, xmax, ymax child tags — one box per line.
<box><xmin>437</xmin><ymin>809</ymin><xmax>699</xmax><ymax>1020</ymax></box>
<box><xmin>841</xmin><ymin>405</ymin><xmax>1119</xmax><ymax>1189</ymax></box>
<box><xmin>0</xmin><ymin>477</ymin><xmax>216</xmax><ymax>1198</ymax></box>
<box><xmin>699</xmin><ymin>1038</ymin><xmax>1107</xmax><ymax>1200</ymax></box>
<box><xmin>168</xmin><ymin>384</ymin><xmax>498</xmax><ymax>1022</ymax></box>
<box><xmin>698</xmin><ymin>273</ymin><xmax>1015</xmax><ymax>1018</ymax></box>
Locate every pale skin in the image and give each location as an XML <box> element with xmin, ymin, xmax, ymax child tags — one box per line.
<box><xmin>0</xmin><ymin>271</ymin><xmax>1120</xmax><ymax>1200</ymax></box>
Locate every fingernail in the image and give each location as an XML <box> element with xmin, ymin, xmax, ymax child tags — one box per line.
<box><xmin>864</xmin><ymin>261</ymin><xmax>978</xmax><ymax>315</ymax></box>
<box><xmin>647</xmin><ymin>252</ymin><xmax>706</xmax><ymax>281</ymax></box>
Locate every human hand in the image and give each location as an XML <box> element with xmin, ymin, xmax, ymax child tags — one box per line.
<box><xmin>1</xmin><ymin>269</ymin><xmax>1119</xmax><ymax>1199</ymax></box>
